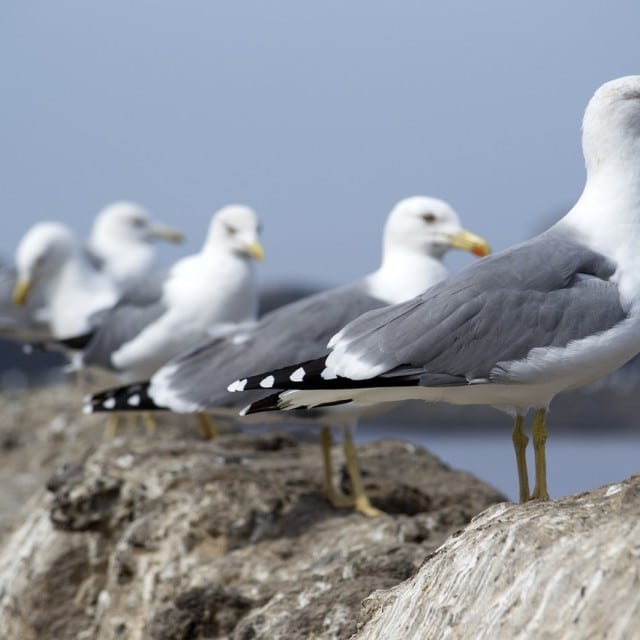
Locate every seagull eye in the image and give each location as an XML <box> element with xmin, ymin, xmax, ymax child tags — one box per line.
<box><xmin>131</xmin><ymin>218</ymin><xmax>146</xmax><ymax>228</ymax></box>
<box><xmin>225</xmin><ymin>224</ymin><xmax>238</xmax><ymax>236</ymax></box>
<box><xmin>422</xmin><ymin>213</ymin><xmax>437</xmax><ymax>224</ymax></box>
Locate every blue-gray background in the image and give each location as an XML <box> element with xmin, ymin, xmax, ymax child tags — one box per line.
<box><xmin>2</xmin><ymin>1</ymin><xmax>639</xmax><ymax>285</ymax></box>
<box><xmin>2</xmin><ymin>2</ymin><xmax>639</xmax><ymax>501</ymax></box>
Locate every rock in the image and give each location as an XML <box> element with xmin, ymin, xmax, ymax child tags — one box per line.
<box><xmin>354</xmin><ymin>476</ymin><xmax>640</xmax><ymax>640</ymax></box>
<box><xmin>0</xmin><ymin>386</ymin><xmax>503</xmax><ymax>640</ymax></box>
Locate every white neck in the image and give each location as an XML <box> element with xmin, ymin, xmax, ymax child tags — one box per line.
<box><xmin>559</xmin><ymin>162</ymin><xmax>640</xmax><ymax>306</ymax></box>
<box><xmin>163</xmin><ymin>247</ymin><xmax>258</xmax><ymax>324</ymax></box>
<box><xmin>363</xmin><ymin>247</ymin><xmax>449</xmax><ymax>304</ymax></box>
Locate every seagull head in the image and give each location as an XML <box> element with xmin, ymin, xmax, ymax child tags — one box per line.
<box><xmin>383</xmin><ymin>196</ymin><xmax>491</xmax><ymax>260</ymax></box>
<box><xmin>91</xmin><ymin>201</ymin><xmax>184</xmax><ymax>246</ymax></box>
<box><xmin>12</xmin><ymin>222</ymin><xmax>76</xmax><ymax>307</ymax></box>
<box><xmin>206</xmin><ymin>205</ymin><xmax>265</xmax><ymax>261</ymax></box>
<box><xmin>582</xmin><ymin>75</ymin><xmax>640</xmax><ymax>176</ymax></box>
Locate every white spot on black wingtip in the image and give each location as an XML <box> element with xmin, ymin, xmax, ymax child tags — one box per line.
<box><xmin>259</xmin><ymin>375</ymin><xmax>275</xmax><ymax>389</ymax></box>
<box><xmin>128</xmin><ymin>394</ymin><xmax>141</xmax><ymax>407</ymax></box>
<box><xmin>103</xmin><ymin>397</ymin><xmax>116</xmax><ymax>410</ymax></box>
<box><xmin>227</xmin><ymin>378</ymin><xmax>247</xmax><ymax>392</ymax></box>
<box><xmin>290</xmin><ymin>367</ymin><xmax>305</xmax><ymax>382</ymax></box>
<box><xmin>239</xmin><ymin>405</ymin><xmax>250</xmax><ymax>416</ymax></box>
<box><xmin>320</xmin><ymin>367</ymin><xmax>337</xmax><ymax>380</ymax></box>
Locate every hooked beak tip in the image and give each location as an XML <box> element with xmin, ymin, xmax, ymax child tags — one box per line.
<box><xmin>449</xmin><ymin>229</ymin><xmax>491</xmax><ymax>258</ymax></box>
<box><xmin>246</xmin><ymin>241</ymin><xmax>265</xmax><ymax>261</ymax></box>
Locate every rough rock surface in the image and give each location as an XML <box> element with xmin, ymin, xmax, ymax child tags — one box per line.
<box><xmin>355</xmin><ymin>474</ymin><xmax>640</xmax><ymax>640</ymax></box>
<box><xmin>0</xmin><ymin>384</ymin><xmax>504</xmax><ymax>639</ymax></box>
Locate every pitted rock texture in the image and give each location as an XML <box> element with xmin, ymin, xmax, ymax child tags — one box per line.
<box><xmin>0</xmin><ymin>385</ymin><xmax>504</xmax><ymax>640</ymax></box>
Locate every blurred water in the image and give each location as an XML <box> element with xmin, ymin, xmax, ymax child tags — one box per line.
<box><xmin>357</xmin><ymin>424</ymin><xmax>640</xmax><ymax>503</ymax></box>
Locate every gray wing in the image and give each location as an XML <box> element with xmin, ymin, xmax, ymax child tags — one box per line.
<box><xmin>332</xmin><ymin>227</ymin><xmax>627</xmax><ymax>382</ymax></box>
<box><xmin>81</xmin><ymin>300</ymin><xmax>167</xmax><ymax>370</ymax></box>
<box><xmin>154</xmin><ymin>281</ymin><xmax>386</xmax><ymax>408</ymax></box>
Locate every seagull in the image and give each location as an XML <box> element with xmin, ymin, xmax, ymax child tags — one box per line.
<box><xmin>1</xmin><ymin>202</ymin><xmax>183</xmax><ymax>342</ymax></box>
<box><xmin>229</xmin><ymin>76</ymin><xmax>640</xmax><ymax>505</ymax></box>
<box><xmin>84</xmin><ymin>196</ymin><xmax>491</xmax><ymax>514</ymax></box>
<box><xmin>11</xmin><ymin>222</ymin><xmax>121</xmax><ymax>340</ymax></box>
<box><xmin>85</xmin><ymin>201</ymin><xmax>183</xmax><ymax>291</ymax></box>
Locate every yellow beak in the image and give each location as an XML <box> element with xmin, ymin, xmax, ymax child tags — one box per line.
<box><xmin>150</xmin><ymin>226</ymin><xmax>184</xmax><ymax>243</ymax></box>
<box><xmin>245</xmin><ymin>240</ymin><xmax>265</xmax><ymax>261</ymax></box>
<box><xmin>12</xmin><ymin>278</ymin><xmax>32</xmax><ymax>307</ymax></box>
<box><xmin>449</xmin><ymin>229</ymin><xmax>491</xmax><ymax>257</ymax></box>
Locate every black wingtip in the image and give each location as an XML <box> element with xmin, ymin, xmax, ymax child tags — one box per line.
<box><xmin>230</xmin><ymin>356</ymin><xmax>330</xmax><ymax>393</ymax></box>
<box><xmin>84</xmin><ymin>381</ymin><xmax>161</xmax><ymax>414</ymax></box>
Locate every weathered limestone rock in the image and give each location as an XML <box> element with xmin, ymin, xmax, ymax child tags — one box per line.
<box><xmin>355</xmin><ymin>475</ymin><xmax>640</xmax><ymax>640</ymax></box>
<box><xmin>0</xmin><ymin>385</ymin><xmax>503</xmax><ymax>640</ymax></box>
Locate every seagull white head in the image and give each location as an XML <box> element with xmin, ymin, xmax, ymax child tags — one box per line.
<box><xmin>205</xmin><ymin>205</ymin><xmax>265</xmax><ymax>261</ymax></box>
<box><xmin>582</xmin><ymin>75</ymin><xmax>640</xmax><ymax>177</ymax></box>
<box><xmin>383</xmin><ymin>196</ymin><xmax>491</xmax><ymax>260</ymax></box>
<box><xmin>12</xmin><ymin>222</ymin><xmax>76</xmax><ymax>306</ymax></box>
<box><xmin>91</xmin><ymin>201</ymin><xmax>184</xmax><ymax>246</ymax></box>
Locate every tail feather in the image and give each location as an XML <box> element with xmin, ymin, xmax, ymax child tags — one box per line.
<box><xmin>58</xmin><ymin>331</ymin><xmax>94</xmax><ymax>351</ymax></box>
<box><xmin>84</xmin><ymin>381</ymin><xmax>163</xmax><ymax>414</ymax></box>
<box><xmin>240</xmin><ymin>392</ymin><xmax>284</xmax><ymax>415</ymax></box>
<box><xmin>241</xmin><ymin>391</ymin><xmax>354</xmax><ymax>416</ymax></box>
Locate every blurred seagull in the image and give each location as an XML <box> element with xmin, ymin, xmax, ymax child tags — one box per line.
<box><xmin>230</xmin><ymin>76</ymin><xmax>640</xmax><ymax>504</ymax></box>
<box><xmin>85</xmin><ymin>201</ymin><xmax>183</xmax><ymax>291</ymax></box>
<box><xmin>1</xmin><ymin>201</ymin><xmax>183</xmax><ymax>342</ymax></box>
<box><xmin>84</xmin><ymin>196</ymin><xmax>490</xmax><ymax>515</ymax></box>
<box><xmin>11</xmin><ymin>222</ymin><xmax>120</xmax><ymax>340</ymax></box>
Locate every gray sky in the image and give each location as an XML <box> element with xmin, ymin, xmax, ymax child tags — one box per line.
<box><xmin>2</xmin><ymin>1</ymin><xmax>639</xmax><ymax>286</ymax></box>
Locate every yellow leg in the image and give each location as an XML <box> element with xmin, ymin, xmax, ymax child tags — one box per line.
<box><xmin>342</xmin><ymin>427</ymin><xmax>383</xmax><ymax>517</ymax></box>
<box><xmin>512</xmin><ymin>415</ymin><xmax>530</xmax><ymax>503</ymax></box>
<box><xmin>104</xmin><ymin>414</ymin><xmax>119</xmax><ymax>438</ymax></box>
<box><xmin>531</xmin><ymin>408</ymin><xmax>550</xmax><ymax>500</ymax></box>
<box><xmin>143</xmin><ymin>412</ymin><xmax>157</xmax><ymax>434</ymax></box>
<box><xmin>320</xmin><ymin>426</ymin><xmax>353</xmax><ymax>509</ymax></box>
<box><xmin>196</xmin><ymin>413</ymin><xmax>218</xmax><ymax>440</ymax></box>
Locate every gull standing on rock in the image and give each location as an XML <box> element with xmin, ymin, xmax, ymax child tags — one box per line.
<box><xmin>84</xmin><ymin>196</ymin><xmax>490</xmax><ymax>515</ymax></box>
<box><xmin>230</xmin><ymin>76</ymin><xmax>640</xmax><ymax>505</ymax></box>
<box><xmin>78</xmin><ymin>204</ymin><xmax>264</xmax><ymax>436</ymax></box>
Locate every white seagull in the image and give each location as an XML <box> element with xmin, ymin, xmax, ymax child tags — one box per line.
<box><xmin>85</xmin><ymin>201</ymin><xmax>183</xmax><ymax>291</ymax></box>
<box><xmin>11</xmin><ymin>222</ymin><xmax>120</xmax><ymax>340</ymax></box>
<box><xmin>229</xmin><ymin>76</ymin><xmax>640</xmax><ymax>504</ymax></box>
<box><xmin>2</xmin><ymin>202</ymin><xmax>183</xmax><ymax>342</ymax></box>
<box><xmin>84</xmin><ymin>196</ymin><xmax>490</xmax><ymax>515</ymax></box>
